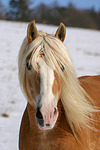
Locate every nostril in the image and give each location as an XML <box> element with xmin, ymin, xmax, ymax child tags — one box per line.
<box><xmin>54</xmin><ymin>107</ymin><xmax>57</xmax><ymax>116</ymax></box>
<box><xmin>36</xmin><ymin>107</ymin><xmax>43</xmax><ymax>120</ymax></box>
<box><xmin>35</xmin><ymin>107</ymin><xmax>44</xmax><ymax>127</ymax></box>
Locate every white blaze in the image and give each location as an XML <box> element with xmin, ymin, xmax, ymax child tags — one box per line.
<box><xmin>39</xmin><ymin>59</ymin><xmax>55</xmax><ymax>106</ymax></box>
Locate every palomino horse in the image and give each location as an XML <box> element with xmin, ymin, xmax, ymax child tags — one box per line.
<box><xmin>18</xmin><ymin>20</ymin><xmax>100</xmax><ymax>150</ymax></box>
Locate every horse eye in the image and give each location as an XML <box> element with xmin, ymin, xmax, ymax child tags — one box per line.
<box><xmin>61</xmin><ymin>65</ymin><xmax>65</xmax><ymax>72</ymax></box>
<box><xmin>26</xmin><ymin>61</ymin><xmax>32</xmax><ymax>70</ymax></box>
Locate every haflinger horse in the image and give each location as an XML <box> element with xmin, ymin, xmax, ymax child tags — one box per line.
<box><xmin>18</xmin><ymin>20</ymin><xmax>100</xmax><ymax>150</ymax></box>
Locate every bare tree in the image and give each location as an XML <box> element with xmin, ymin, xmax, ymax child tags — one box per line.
<box><xmin>0</xmin><ymin>1</ymin><xmax>5</xmax><ymax>19</ymax></box>
<box><xmin>9</xmin><ymin>0</ymin><xmax>32</xmax><ymax>21</ymax></box>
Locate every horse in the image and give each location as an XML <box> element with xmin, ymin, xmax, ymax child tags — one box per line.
<box><xmin>18</xmin><ymin>20</ymin><xmax>100</xmax><ymax>150</ymax></box>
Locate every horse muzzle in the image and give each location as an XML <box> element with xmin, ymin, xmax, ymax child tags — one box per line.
<box><xmin>35</xmin><ymin>105</ymin><xmax>58</xmax><ymax>130</ymax></box>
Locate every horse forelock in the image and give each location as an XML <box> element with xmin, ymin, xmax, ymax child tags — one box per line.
<box><xmin>18</xmin><ymin>30</ymin><xmax>97</xmax><ymax>137</ymax></box>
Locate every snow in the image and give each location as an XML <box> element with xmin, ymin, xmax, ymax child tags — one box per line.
<box><xmin>0</xmin><ymin>20</ymin><xmax>100</xmax><ymax>150</ymax></box>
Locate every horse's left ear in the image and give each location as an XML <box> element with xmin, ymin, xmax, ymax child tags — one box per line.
<box><xmin>27</xmin><ymin>20</ymin><xmax>38</xmax><ymax>43</ymax></box>
<box><xmin>55</xmin><ymin>23</ymin><xmax>66</xmax><ymax>42</ymax></box>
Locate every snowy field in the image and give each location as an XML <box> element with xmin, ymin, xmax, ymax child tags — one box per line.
<box><xmin>0</xmin><ymin>20</ymin><xmax>100</xmax><ymax>150</ymax></box>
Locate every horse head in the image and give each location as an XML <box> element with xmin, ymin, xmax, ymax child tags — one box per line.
<box><xmin>19</xmin><ymin>20</ymin><xmax>66</xmax><ymax>130</ymax></box>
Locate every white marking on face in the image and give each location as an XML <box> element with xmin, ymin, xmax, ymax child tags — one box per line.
<box><xmin>38</xmin><ymin>59</ymin><xmax>56</xmax><ymax>106</ymax></box>
<box><xmin>35</xmin><ymin>60</ymin><xmax>59</xmax><ymax>129</ymax></box>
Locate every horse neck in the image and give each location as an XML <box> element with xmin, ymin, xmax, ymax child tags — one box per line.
<box><xmin>27</xmin><ymin>100</ymin><xmax>72</xmax><ymax>134</ymax></box>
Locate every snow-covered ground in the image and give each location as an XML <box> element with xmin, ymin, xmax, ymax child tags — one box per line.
<box><xmin>0</xmin><ymin>20</ymin><xmax>100</xmax><ymax>150</ymax></box>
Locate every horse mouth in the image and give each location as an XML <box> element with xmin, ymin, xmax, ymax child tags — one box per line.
<box><xmin>36</xmin><ymin>113</ymin><xmax>58</xmax><ymax>131</ymax></box>
<box><xmin>37</xmin><ymin>122</ymin><xmax>55</xmax><ymax>130</ymax></box>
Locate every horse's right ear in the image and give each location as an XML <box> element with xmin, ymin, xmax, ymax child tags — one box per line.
<box><xmin>27</xmin><ymin>20</ymin><xmax>38</xmax><ymax>43</ymax></box>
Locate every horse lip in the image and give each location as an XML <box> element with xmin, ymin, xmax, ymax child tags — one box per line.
<box><xmin>37</xmin><ymin>123</ymin><xmax>54</xmax><ymax>131</ymax></box>
<box><xmin>37</xmin><ymin>119</ymin><xmax>57</xmax><ymax>131</ymax></box>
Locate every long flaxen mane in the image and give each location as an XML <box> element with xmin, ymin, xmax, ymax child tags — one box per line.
<box><xmin>18</xmin><ymin>30</ymin><xmax>97</xmax><ymax>136</ymax></box>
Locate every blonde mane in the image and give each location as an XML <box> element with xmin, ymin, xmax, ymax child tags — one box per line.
<box><xmin>18</xmin><ymin>31</ymin><xmax>97</xmax><ymax>135</ymax></box>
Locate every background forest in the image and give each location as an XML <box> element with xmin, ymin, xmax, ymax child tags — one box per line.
<box><xmin>0</xmin><ymin>0</ymin><xmax>100</xmax><ymax>30</ymax></box>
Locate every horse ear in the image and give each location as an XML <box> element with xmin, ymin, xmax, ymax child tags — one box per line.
<box><xmin>27</xmin><ymin>20</ymin><xmax>38</xmax><ymax>43</ymax></box>
<box><xmin>55</xmin><ymin>23</ymin><xmax>66</xmax><ymax>42</ymax></box>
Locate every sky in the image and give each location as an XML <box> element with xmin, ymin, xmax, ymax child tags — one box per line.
<box><xmin>1</xmin><ymin>0</ymin><xmax>100</xmax><ymax>11</ymax></box>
